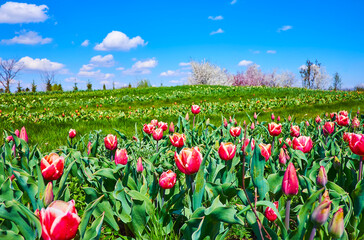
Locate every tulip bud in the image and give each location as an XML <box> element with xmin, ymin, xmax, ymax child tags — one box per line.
<box><xmin>159</xmin><ymin>170</ymin><xmax>177</xmax><ymax>189</ymax></box>
<box><xmin>87</xmin><ymin>141</ymin><xmax>92</xmax><ymax>155</ymax></box>
<box><xmin>69</xmin><ymin>129</ymin><xmax>76</xmax><ymax>139</ymax></box>
<box><xmin>169</xmin><ymin>122</ymin><xmax>174</xmax><ymax>134</ymax></box>
<box><xmin>259</xmin><ymin>143</ymin><xmax>272</xmax><ymax>161</ymax></box>
<box><xmin>137</xmin><ymin>157</ymin><xmax>143</xmax><ymax>173</ymax></box>
<box><xmin>311</xmin><ymin>197</ymin><xmax>332</xmax><ymax>226</ymax></box>
<box><xmin>316</xmin><ymin>166</ymin><xmax>328</xmax><ymax>187</ymax></box>
<box><xmin>315</xmin><ymin>116</ymin><xmax>322</xmax><ymax>124</ymax></box>
<box><xmin>328</xmin><ymin>208</ymin><xmax>344</xmax><ymax>239</ymax></box>
<box><xmin>243</xmin><ymin>120</ymin><xmax>246</xmax><ymax>126</ymax></box>
<box><xmin>282</xmin><ymin>163</ymin><xmax>299</xmax><ymax>196</ymax></box>
<box><xmin>43</xmin><ymin>182</ymin><xmax>54</xmax><ymax>206</ymax></box>
<box><xmin>271</xmin><ymin>113</ymin><xmax>275</xmax><ymax>121</ymax></box>
<box><xmin>229</xmin><ymin>116</ymin><xmax>233</xmax><ymax>123</ymax></box>
<box><xmin>6</xmin><ymin>136</ymin><xmax>13</xmax><ymax>142</ymax></box>
<box><xmin>218</xmin><ymin>142</ymin><xmax>237</xmax><ymax>161</ymax></box>
<box><xmin>151</xmin><ymin>119</ymin><xmax>158</xmax><ymax>126</ymax></box>
<box><xmin>20</xmin><ymin>126</ymin><xmax>28</xmax><ymax>142</ymax></box>
<box><xmin>185</xmin><ymin>112</ymin><xmax>189</xmax><ymax>121</ymax></box>
<box><xmin>191</xmin><ymin>105</ymin><xmax>201</xmax><ymax>115</ymax></box>
<box><xmin>254</xmin><ymin>112</ymin><xmax>257</xmax><ymax>120</ymax></box>
<box><xmin>306</xmin><ymin>121</ymin><xmax>309</xmax><ymax>126</ymax></box>
<box><xmin>277</xmin><ymin>116</ymin><xmax>281</xmax><ymax>122</ymax></box>
<box><xmin>265</xmin><ymin>201</ymin><xmax>279</xmax><ymax>222</ymax></box>
<box><xmin>15</xmin><ymin>129</ymin><xmax>20</xmax><ymax>137</ymax></box>
<box><xmin>288</xmin><ymin>115</ymin><xmax>292</xmax><ymax>121</ymax></box>
<box><xmin>206</xmin><ymin>118</ymin><xmax>210</xmax><ymax>126</ymax></box>
<box><xmin>279</xmin><ymin>148</ymin><xmax>287</xmax><ymax>165</ymax></box>
<box><xmin>115</xmin><ymin>149</ymin><xmax>128</xmax><ymax>165</ymax></box>
<box><xmin>333</xmin><ymin>156</ymin><xmax>341</xmax><ymax>170</ymax></box>
<box><xmin>223</xmin><ymin>118</ymin><xmax>228</xmax><ymax>128</ymax></box>
<box><xmin>251</xmin><ymin>122</ymin><xmax>255</xmax><ymax>130</ymax></box>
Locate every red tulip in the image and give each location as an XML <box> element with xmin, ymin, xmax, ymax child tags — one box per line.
<box><xmin>15</xmin><ymin>129</ymin><xmax>20</xmax><ymax>137</ymax></box>
<box><xmin>224</xmin><ymin>118</ymin><xmax>228</xmax><ymax>128</ymax></box>
<box><xmin>343</xmin><ymin>132</ymin><xmax>352</xmax><ymax>143</ymax></box>
<box><xmin>137</xmin><ymin>157</ymin><xmax>143</xmax><ymax>173</ymax></box>
<box><xmin>229</xmin><ymin>116</ymin><xmax>233</xmax><ymax>123</ymax></box>
<box><xmin>169</xmin><ymin>133</ymin><xmax>186</xmax><ymax>148</ymax></box>
<box><xmin>349</xmin><ymin>133</ymin><xmax>364</xmax><ymax>156</ymax></box>
<box><xmin>282</xmin><ymin>162</ymin><xmax>299</xmax><ymax>196</ymax></box>
<box><xmin>259</xmin><ymin>143</ymin><xmax>272</xmax><ymax>161</ymax></box>
<box><xmin>150</xmin><ymin>119</ymin><xmax>158</xmax><ymax>126</ymax></box>
<box><xmin>290</xmin><ymin>125</ymin><xmax>300</xmax><ymax>137</ymax></box>
<box><xmin>265</xmin><ymin>201</ymin><xmax>279</xmax><ymax>222</ymax></box>
<box><xmin>169</xmin><ymin>122</ymin><xmax>175</xmax><ymax>134</ymax></box>
<box><xmin>315</xmin><ymin>116</ymin><xmax>322</xmax><ymax>123</ymax></box>
<box><xmin>158</xmin><ymin>121</ymin><xmax>168</xmax><ymax>131</ymax></box>
<box><xmin>311</xmin><ymin>196</ymin><xmax>332</xmax><ymax>226</ymax></box>
<box><xmin>323</xmin><ymin>122</ymin><xmax>335</xmax><ymax>135</ymax></box>
<box><xmin>174</xmin><ymin>147</ymin><xmax>202</xmax><ymax>175</ymax></box>
<box><xmin>330</xmin><ymin>112</ymin><xmax>337</xmax><ymax>119</ymax></box>
<box><xmin>242</xmin><ymin>138</ymin><xmax>255</xmax><ymax>152</ymax></box>
<box><xmin>143</xmin><ymin>123</ymin><xmax>155</xmax><ymax>135</ymax></box>
<box><xmin>277</xmin><ymin>116</ymin><xmax>281</xmax><ymax>122</ymax></box>
<box><xmin>279</xmin><ymin>148</ymin><xmax>290</xmax><ymax>165</ymax></box>
<box><xmin>69</xmin><ymin>129</ymin><xmax>76</xmax><ymax>139</ymax></box>
<box><xmin>159</xmin><ymin>170</ymin><xmax>177</xmax><ymax>189</ymax></box>
<box><xmin>352</xmin><ymin>117</ymin><xmax>360</xmax><ymax>128</ymax></box>
<box><xmin>305</xmin><ymin>121</ymin><xmax>309</xmax><ymax>126</ymax></box>
<box><xmin>6</xmin><ymin>135</ymin><xmax>13</xmax><ymax>142</ymax></box>
<box><xmin>40</xmin><ymin>153</ymin><xmax>65</xmax><ymax>181</ymax></box>
<box><xmin>339</xmin><ymin>110</ymin><xmax>348</xmax><ymax>116</ymax></box>
<box><xmin>254</xmin><ymin>112</ymin><xmax>257</xmax><ymax>120</ymax></box>
<box><xmin>104</xmin><ymin>134</ymin><xmax>117</xmax><ymax>150</ymax></box>
<box><xmin>218</xmin><ymin>142</ymin><xmax>236</xmax><ymax>161</ymax></box>
<box><xmin>152</xmin><ymin>128</ymin><xmax>163</xmax><ymax>141</ymax></box>
<box><xmin>251</xmin><ymin>122</ymin><xmax>255</xmax><ymax>130</ymax></box>
<box><xmin>279</xmin><ymin>138</ymin><xmax>292</xmax><ymax>149</ymax></box>
<box><xmin>268</xmin><ymin>122</ymin><xmax>282</xmax><ymax>136</ymax></box>
<box><xmin>229</xmin><ymin>127</ymin><xmax>241</xmax><ymax>137</ymax></box>
<box><xmin>316</xmin><ymin>166</ymin><xmax>328</xmax><ymax>187</ymax></box>
<box><xmin>191</xmin><ymin>105</ymin><xmax>201</xmax><ymax>114</ymax></box>
<box><xmin>337</xmin><ymin>114</ymin><xmax>349</xmax><ymax>126</ymax></box>
<box><xmin>20</xmin><ymin>126</ymin><xmax>28</xmax><ymax>142</ymax></box>
<box><xmin>293</xmin><ymin>136</ymin><xmax>313</xmax><ymax>153</ymax></box>
<box><xmin>39</xmin><ymin>200</ymin><xmax>81</xmax><ymax>240</ymax></box>
<box><xmin>271</xmin><ymin>113</ymin><xmax>275</xmax><ymax>121</ymax></box>
<box><xmin>288</xmin><ymin>115</ymin><xmax>292</xmax><ymax>121</ymax></box>
<box><xmin>115</xmin><ymin>149</ymin><xmax>128</xmax><ymax>165</ymax></box>
<box><xmin>87</xmin><ymin>141</ymin><xmax>92</xmax><ymax>155</ymax></box>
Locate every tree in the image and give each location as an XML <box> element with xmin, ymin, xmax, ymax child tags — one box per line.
<box><xmin>299</xmin><ymin>60</ymin><xmax>329</xmax><ymax>89</ymax></box>
<box><xmin>332</xmin><ymin>72</ymin><xmax>342</xmax><ymax>91</ymax></box>
<box><xmin>103</xmin><ymin>84</ymin><xmax>106</xmax><ymax>90</ymax></box>
<box><xmin>87</xmin><ymin>80</ymin><xmax>92</xmax><ymax>90</ymax></box>
<box><xmin>0</xmin><ymin>59</ymin><xmax>23</xmax><ymax>93</ymax></box>
<box><xmin>188</xmin><ymin>60</ymin><xmax>232</xmax><ymax>86</ymax></box>
<box><xmin>31</xmin><ymin>80</ymin><xmax>37</xmax><ymax>92</ymax></box>
<box><xmin>73</xmin><ymin>82</ymin><xmax>78</xmax><ymax>91</ymax></box>
<box><xmin>25</xmin><ymin>87</ymin><xmax>30</xmax><ymax>92</ymax></box>
<box><xmin>16</xmin><ymin>81</ymin><xmax>22</xmax><ymax>93</ymax></box>
<box><xmin>113</xmin><ymin>81</ymin><xmax>115</xmax><ymax>90</ymax></box>
<box><xmin>41</xmin><ymin>71</ymin><xmax>55</xmax><ymax>92</ymax></box>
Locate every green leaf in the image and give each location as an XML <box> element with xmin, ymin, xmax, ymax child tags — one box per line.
<box><xmin>82</xmin><ymin>212</ymin><xmax>104</xmax><ymax>240</ymax></box>
<box><xmin>79</xmin><ymin>195</ymin><xmax>104</xmax><ymax>239</ymax></box>
<box><xmin>352</xmin><ymin>180</ymin><xmax>364</xmax><ymax>217</ymax></box>
<box><xmin>250</xmin><ymin>143</ymin><xmax>269</xmax><ymax>200</ymax></box>
<box><xmin>55</xmin><ymin>160</ymin><xmax>76</xmax><ymax>200</ymax></box>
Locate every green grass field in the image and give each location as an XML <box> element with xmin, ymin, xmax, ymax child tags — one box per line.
<box><xmin>1</xmin><ymin>85</ymin><xmax>363</xmax><ymax>151</ymax></box>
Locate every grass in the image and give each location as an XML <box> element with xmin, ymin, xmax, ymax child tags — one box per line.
<box><xmin>1</xmin><ymin>85</ymin><xmax>363</xmax><ymax>152</ymax></box>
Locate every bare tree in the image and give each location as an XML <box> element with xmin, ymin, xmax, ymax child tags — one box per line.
<box><xmin>0</xmin><ymin>59</ymin><xmax>23</xmax><ymax>93</ymax></box>
<box><xmin>41</xmin><ymin>71</ymin><xmax>55</xmax><ymax>91</ymax></box>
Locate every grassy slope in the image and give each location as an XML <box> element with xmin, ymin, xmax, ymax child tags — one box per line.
<box><xmin>1</xmin><ymin>85</ymin><xmax>363</xmax><ymax>151</ymax></box>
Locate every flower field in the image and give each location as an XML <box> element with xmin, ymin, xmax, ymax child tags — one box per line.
<box><xmin>1</xmin><ymin>87</ymin><xmax>364</xmax><ymax>239</ymax></box>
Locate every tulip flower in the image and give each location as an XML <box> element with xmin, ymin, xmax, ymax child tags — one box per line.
<box><xmin>104</xmin><ymin>134</ymin><xmax>117</xmax><ymax>151</ymax></box>
<box><xmin>174</xmin><ymin>147</ymin><xmax>202</xmax><ymax>175</ymax></box>
<box><xmin>191</xmin><ymin>105</ymin><xmax>201</xmax><ymax>115</ymax></box>
<box><xmin>143</xmin><ymin>123</ymin><xmax>155</xmax><ymax>135</ymax></box>
<box><xmin>137</xmin><ymin>157</ymin><xmax>143</xmax><ymax>173</ymax></box>
<box><xmin>328</xmin><ymin>208</ymin><xmax>344</xmax><ymax>239</ymax></box>
<box><xmin>254</xmin><ymin>112</ymin><xmax>257</xmax><ymax>120</ymax></box>
<box><xmin>158</xmin><ymin>121</ymin><xmax>168</xmax><ymax>131</ymax></box>
<box><xmin>306</xmin><ymin>121</ymin><xmax>310</xmax><ymax>126</ymax></box>
<box><xmin>277</xmin><ymin>116</ymin><xmax>281</xmax><ymax>122</ymax></box>
<box><xmin>265</xmin><ymin>201</ymin><xmax>279</xmax><ymax>222</ymax></box>
<box><xmin>229</xmin><ymin>127</ymin><xmax>241</xmax><ymax>138</ymax></box>
<box><xmin>170</xmin><ymin>133</ymin><xmax>186</xmax><ymax>148</ymax></box>
<box><xmin>6</xmin><ymin>135</ymin><xmax>13</xmax><ymax>142</ymax></box>
<box><xmin>40</xmin><ymin>153</ymin><xmax>65</xmax><ymax>181</ymax></box>
<box><xmin>15</xmin><ymin>129</ymin><xmax>20</xmax><ymax>137</ymax></box>
<box><xmin>339</xmin><ymin>110</ymin><xmax>348</xmax><ymax>116</ymax></box>
<box><xmin>218</xmin><ymin>142</ymin><xmax>236</xmax><ymax>161</ymax></box>
<box><xmin>229</xmin><ymin>116</ymin><xmax>233</xmax><ymax>123</ymax></box>
<box><xmin>311</xmin><ymin>197</ymin><xmax>332</xmax><ymax>226</ymax></box>
<box><xmin>150</xmin><ymin>119</ymin><xmax>158</xmax><ymax>126</ymax></box>
<box><xmin>343</xmin><ymin>132</ymin><xmax>352</xmax><ymax>143</ymax></box>
<box><xmin>87</xmin><ymin>141</ymin><xmax>92</xmax><ymax>155</ymax></box>
<box><xmin>169</xmin><ymin>122</ymin><xmax>174</xmax><ymax>134</ymax></box>
<box><xmin>330</xmin><ymin>112</ymin><xmax>337</xmax><ymax>120</ymax></box>
<box><xmin>39</xmin><ymin>200</ymin><xmax>81</xmax><ymax>240</ymax></box>
<box><xmin>315</xmin><ymin>116</ymin><xmax>322</xmax><ymax>124</ymax></box>
<box><xmin>20</xmin><ymin>126</ymin><xmax>28</xmax><ymax>142</ymax></box>
<box><xmin>43</xmin><ymin>182</ymin><xmax>54</xmax><ymax>207</ymax></box>
<box><xmin>288</xmin><ymin>115</ymin><xmax>292</xmax><ymax>121</ymax></box>
<box><xmin>251</xmin><ymin>122</ymin><xmax>255</xmax><ymax>130</ymax></box>
<box><xmin>349</xmin><ymin>133</ymin><xmax>364</xmax><ymax>180</ymax></box>
<box><xmin>293</xmin><ymin>136</ymin><xmax>313</xmax><ymax>153</ymax></box>
<box><xmin>242</xmin><ymin>138</ymin><xmax>255</xmax><ymax>152</ymax></box>
<box><xmin>279</xmin><ymin>138</ymin><xmax>292</xmax><ymax>149</ymax></box>
<box><xmin>185</xmin><ymin>112</ymin><xmax>189</xmax><ymax>121</ymax></box>
<box><xmin>224</xmin><ymin>118</ymin><xmax>228</xmax><ymax>128</ymax></box>
<box><xmin>323</xmin><ymin>122</ymin><xmax>335</xmax><ymax>135</ymax></box>
<box><xmin>159</xmin><ymin>170</ymin><xmax>177</xmax><ymax>189</ymax></box>
<box><xmin>259</xmin><ymin>143</ymin><xmax>271</xmax><ymax>161</ymax></box>
<box><xmin>268</xmin><ymin>122</ymin><xmax>282</xmax><ymax>136</ymax></box>
<box><xmin>279</xmin><ymin>148</ymin><xmax>290</xmax><ymax>166</ymax></box>
<box><xmin>69</xmin><ymin>129</ymin><xmax>76</xmax><ymax>139</ymax></box>
<box><xmin>337</xmin><ymin>114</ymin><xmax>349</xmax><ymax>126</ymax></box>
<box><xmin>316</xmin><ymin>166</ymin><xmax>328</xmax><ymax>187</ymax></box>
<box><xmin>352</xmin><ymin>117</ymin><xmax>360</xmax><ymax>128</ymax></box>
<box><xmin>152</xmin><ymin>128</ymin><xmax>163</xmax><ymax>141</ymax></box>
<box><xmin>282</xmin><ymin>162</ymin><xmax>299</xmax><ymax>230</ymax></box>
<box><xmin>271</xmin><ymin>113</ymin><xmax>275</xmax><ymax>121</ymax></box>
<box><xmin>290</xmin><ymin>125</ymin><xmax>300</xmax><ymax>137</ymax></box>
<box><xmin>115</xmin><ymin>149</ymin><xmax>128</xmax><ymax>165</ymax></box>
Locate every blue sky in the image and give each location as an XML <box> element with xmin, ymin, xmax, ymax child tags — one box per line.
<box><xmin>0</xmin><ymin>0</ymin><xmax>363</xmax><ymax>91</ymax></box>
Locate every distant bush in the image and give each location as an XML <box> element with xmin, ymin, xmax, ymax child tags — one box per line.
<box><xmin>136</xmin><ymin>79</ymin><xmax>151</xmax><ymax>88</ymax></box>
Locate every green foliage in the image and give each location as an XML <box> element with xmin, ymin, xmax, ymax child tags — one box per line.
<box><xmin>136</xmin><ymin>79</ymin><xmax>151</xmax><ymax>88</ymax></box>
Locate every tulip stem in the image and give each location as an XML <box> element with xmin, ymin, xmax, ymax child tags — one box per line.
<box><xmin>285</xmin><ymin>198</ymin><xmax>291</xmax><ymax>230</ymax></box>
<box><xmin>193</xmin><ymin>115</ymin><xmax>195</xmax><ymax>128</ymax></box>
<box><xmin>359</xmin><ymin>157</ymin><xmax>363</xmax><ymax>182</ymax></box>
<box><xmin>272</xmin><ymin>137</ymin><xmax>275</xmax><ymax>154</ymax></box>
<box><xmin>161</xmin><ymin>189</ymin><xmax>165</xmax><ymax>206</ymax></box>
<box><xmin>309</xmin><ymin>226</ymin><xmax>317</xmax><ymax>240</ymax></box>
<box><xmin>156</xmin><ymin>141</ymin><xmax>159</xmax><ymax>153</ymax></box>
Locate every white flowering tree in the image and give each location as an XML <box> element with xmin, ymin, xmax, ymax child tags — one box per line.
<box><xmin>188</xmin><ymin>60</ymin><xmax>232</xmax><ymax>86</ymax></box>
<box><xmin>299</xmin><ymin>60</ymin><xmax>330</xmax><ymax>89</ymax></box>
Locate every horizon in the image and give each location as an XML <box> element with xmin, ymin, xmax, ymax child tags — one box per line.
<box><xmin>0</xmin><ymin>0</ymin><xmax>363</xmax><ymax>91</ymax></box>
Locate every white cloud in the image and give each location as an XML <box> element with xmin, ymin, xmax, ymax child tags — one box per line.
<box><xmin>267</xmin><ymin>50</ymin><xmax>277</xmax><ymax>54</ymax></box>
<box><xmin>238</xmin><ymin>60</ymin><xmax>253</xmax><ymax>66</ymax></box>
<box><xmin>230</xmin><ymin>0</ymin><xmax>237</xmax><ymax>4</ymax></box>
<box><xmin>123</xmin><ymin>58</ymin><xmax>158</xmax><ymax>75</ymax></box>
<box><xmin>0</xmin><ymin>2</ymin><xmax>48</xmax><ymax>24</ymax></box>
<box><xmin>210</xmin><ymin>28</ymin><xmax>224</xmax><ymax>35</ymax></box>
<box><xmin>19</xmin><ymin>56</ymin><xmax>65</xmax><ymax>71</ymax></box>
<box><xmin>116</xmin><ymin>67</ymin><xmax>124</xmax><ymax>71</ymax></box>
<box><xmin>78</xmin><ymin>69</ymin><xmax>114</xmax><ymax>80</ymax></box>
<box><xmin>160</xmin><ymin>69</ymin><xmax>189</xmax><ymax>77</ymax></box>
<box><xmin>179</xmin><ymin>62</ymin><xmax>191</xmax><ymax>67</ymax></box>
<box><xmin>1</xmin><ymin>30</ymin><xmax>52</xmax><ymax>45</ymax></box>
<box><xmin>277</xmin><ymin>25</ymin><xmax>292</xmax><ymax>32</ymax></box>
<box><xmin>94</xmin><ymin>31</ymin><xmax>146</xmax><ymax>51</ymax></box>
<box><xmin>208</xmin><ymin>15</ymin><xmax>223</xmax><ymax>21</ymax></box>
<box><xmin>65</xmin><ymin>77</ymin><xmax>85</xmax><ymax>83</ymax></box>
<box><xmin>251</xmin><ymin>50</ymin><xmax>260</xmax><ymax>54</ymax></box>
<box><xmin>81</xmin><ymin>40</ymin><xmax>89</xmax><ymax>47</ymax></box>
<box><xmin>90</xmin><ymin>54</ymin><xmax>114</xmax><ymax>67</ymax></box>
<box><xmin>80</xmin><ymin>64</ymin><xmax>94</xmax><ymax>71</ymax></box>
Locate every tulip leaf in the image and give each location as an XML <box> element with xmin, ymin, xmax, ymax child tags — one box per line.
<box><xmin>113</xmin><ymin>129</ymin><xmax>128</xmax><ymax>141</ymax></box>
<box><xmin>250</xmin><ymin>143</ymin><xmax>269</xmax><ymax>200</ymax></box>
<box><xmin>82</xmin><ymin>212</ymin><xmax>105</xmax><ymax>240</ymax></box>
<box><xmin>93</xmin><ymin>168</ymin><xmax>116</xmax><ymax>180</ymax></box>
<box><xmin>267</xmin><ymin>171</ymin><xmax>284</xmax><ymax>194</ymax></box>
<box><xmin>351</xmin><ymin>180</ymin><xmax>364</xmax><ymax>217</ymax></box>
<box><xmin>79</xmin><ymin>195</ymin><xmax>104</xmax><ymax>239</ymax></box>
<box><xmin>0</xmin><ymin>230</ymin><xmax>24</xmax><ymax>240</ymax></box>
<box><xmin>11</xmin><ymin>169</ymin><xmax>38</xmax><ymax>210</ymax></box>
<box><xmin>94</xmin><ymin>200</ymin><xmax>119</xmax><ymax>231</ymax></box>
<box><xmin>55</xmin><ymin>160</ymin><xmax>76</xmax><ymax>200</ymax></box>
